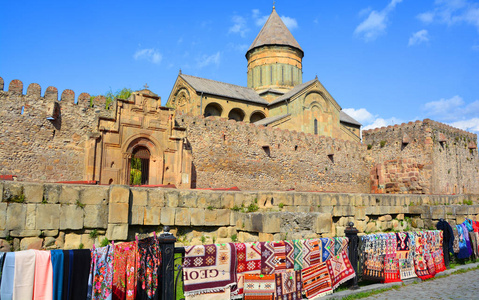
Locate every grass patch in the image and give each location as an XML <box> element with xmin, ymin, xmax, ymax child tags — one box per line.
<box><xmin>89</xmin><ymin>229</ymin><xmax>99</xmax><ymax>239</ymax></box>
<box><xmin>100</xmin><ymin>237</ymin><xmax>109</xmax><ymax>247</ymax></box>
<box><xmin>341</xmin><ymin>285</ymin><xmax>401</xmax><ymax>300</ymax></box>
<box><xmin>175</xmin><ymin>252</ymin><xmax>185</xmax><ymax>299</ymax></box>
<box><xmin>76</xmin><ymin>200</ymin><xmax>85</xmax><ymax>209</ymax></box>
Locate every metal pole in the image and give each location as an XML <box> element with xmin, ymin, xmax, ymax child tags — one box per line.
<box><xmin>159</xmin><ymin>225</ymin><xmax>177</xmax><ymax>300</ymax></box>
<box><xmin>345</xmin><ymin>221</ymin><xmax>360</xmax><ymax>290</ymax></box>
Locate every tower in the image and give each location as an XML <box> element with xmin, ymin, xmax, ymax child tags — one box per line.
<box><xmin>246</xmin><ymin>7</ymin><xmax>304</xmax><ymax>94</ymax></box>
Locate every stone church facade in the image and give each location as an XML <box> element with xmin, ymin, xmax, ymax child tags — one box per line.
<box><xmin>166</xmin><ymin>8</ymin><xmax>361</xmax><ymax>142</ymax></box>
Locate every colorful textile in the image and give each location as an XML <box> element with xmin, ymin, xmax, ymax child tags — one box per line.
<box><xmin>383</xmin><ymin>233</ymin><xmax>400</xmax><ymax>283</ymax></box>
<box><xmin>284</xmin><ymin>241</ymin><xmax>295</xmax><ymax>271</ymax></box>
<box><xmin>361</xmin><ymin>235</ymin><xmax>385</xmax><ymax>282</ymax></box>
<box><xmin>112</xmin><ymin>241</ymin><xmax>138</xmax><ymax>300</ymax></box>
<box><xmin>183</xmin><ymin>243</ymin><xmax>237</xmax><ymax>296</ymax></box>
<box><xmin>88</xmin><ymin>245</ymin><xmax>114</xmax><ymax>300</ymax></box>
<box><xmin>14</xmin><ymin>249</ymin><xmax>36</xmax><ymax>299</ymax></box>
<box><xmin>321</xmin><ymin>238</ymin><xmax>334</xmax><ymax>262</ymax></box>
<box><xmin>303</xmin><ymin>239</ymin><xmax>321</xmax><ymax>267</ymax></box>
<box><xmin>272</xmin><ymin>241</ymin><xmax>287</xmax><ymax>273</ymax></box>
<box><xmin>261</xmin><ymin>242</ymin><xmax>276</xmax><ymax>275</ymax></box>
<box><xmin>51</xmin><ymin>250</ymin><xmax>64</xmax><ymax>300</ymax></box>
<box><xmin>436</xmin><ymin>220</ymin><xmax>454</xmax><ymax>255</ymax></box>
<box><xmin>274</xmin><ymin>270</ymin><xmax>301</xmax><ymax>299</ymax></box>
<box><xmin>33</xmin><ymin>250</ymin><xmax>53</xmax><ymax>300</ymax></box>
<box><xmin>232</xmin><ymin>242</ymin><xmax>261</xmax><ymax>299</ymax></box>
<box><xmin>334</xmin><ymin>237</ymin><xmax>348</xmax><ymax>256</ymax></box>
<box><xmin>301</xmin><ymin>262</ymin><xmax>332</xmax><ymax>299</ymax></box>
<box><xmin>0</xmin><ymin>252</ymin><xmax>15</xmax><ymax>299</ymax></box>
<box><xmin>292</xmin><ymin>240</ymin><xmax>304</xmax><ymax>271</ymax></box>
<box><xmin>414</xmin><ymin>232</ymin><xmax>432</xmax><ymax>280</ymax></box>
<box><xmin>137</xmin><ymin>236</ymin><xmax>161</xmax><ymax>299</ymax></box>
<box><xmin>71</xmin><ymin>249</ymin><xmax>93</xmax><ymax>300</ymax></box>
<box><xmin>456</xmin><ymin>224</ymin><xmax>471</xmax><ymax>259</ymax></box>
<box><xmin>326</xmin><ymin>250</ymin><xmax>356</xmax><ymax>290</ymax></box>
<box><xmin>243</xmin><ymin>274</ymin><xmax>275</xmax><ymax>300</ymax></box>
<box><xmin>452</xmin><ymin>226</ymin><xmax>460</xmax><ymax>254</ymax></box>
<box><xmin>396</xmin><ymin>232</ymin><xmax>416</xmax><ymax>280</ymax></box>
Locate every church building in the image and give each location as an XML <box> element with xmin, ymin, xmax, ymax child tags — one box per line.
<box><xmin>167</xmin><ymin>7</ymin><xmax>361</xmax><ymax>142</ymax></box>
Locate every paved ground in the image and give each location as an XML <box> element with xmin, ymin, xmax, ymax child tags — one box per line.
<box><xmin>322</xmin><ymin>262</ymin><xmax>479</xmax><ymax>300</ymax></box>
<box><xmin>361</xmin><ymin>269</ymin><xmax>479</xmax><ymax>300</ymax></box>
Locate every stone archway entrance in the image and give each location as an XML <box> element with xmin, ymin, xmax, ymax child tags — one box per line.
<box><xmin>130</xmin><ymin>146</ymin><xmax>150</xmax><ymax>185</ymax></box>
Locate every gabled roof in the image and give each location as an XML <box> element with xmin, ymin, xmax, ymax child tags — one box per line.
<box><xmin>268</xmin><ymin>79</ymin><xmax>316</xmax><ymax>106</ymax></box>
<box><xmin>179</xmin><ymin>74</ymin><xmax>268</xmax><ymax>105</ymax></box>
<box><xmin>340</xmin><ymin>111</ymin><xmax>362</xmax><ymax>126</ymax></box>
<box><xmin>247</xmin><ymin>8</ymin><xmax>303</xmax><ymax>54</ymax></box>
<box><xmin>254</xmin><ymin>113</ymin><xmax>291</xmax><ymax>126</ymax></box>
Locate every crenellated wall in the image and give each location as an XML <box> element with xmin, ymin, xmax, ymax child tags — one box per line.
<box><xmin>1</xmin><ymin>181</ymin><xmax>479</xmax><ymax>251</ymax></box>
<box><xmin>0</xmin><ymin>77</ymin><xmax>112</xmax><ymax>182</ymax></box>
<box><xmin>363</xmin><ymin>120</ymin><xmax>479</xmax><ymax>195</ymax></box>
<box><xmin>175</xmin><ymin>112</ymin><xmax>370</xmax><ymax>192</ymax></box>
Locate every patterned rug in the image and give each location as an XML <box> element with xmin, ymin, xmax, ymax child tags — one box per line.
<box><xmin>361</xmin><ymin>235</ymin><xmax>385</xmax><ymax>282</ymax></box>
<box><xmin>303</xmin><ymin>239</ymin><xmax>321</xmax><ymax>268</ymax></box>
<box><xmin>395</xmin><ymin>232</ymin><xmax>416</xmax><ymax>280</ymax></box>
<box><xmin>244</xmin><ymin>274</ymin><xmax>275</xmax><ymax>300</ymax></box>
<box><xmin>301</xmin><ymin>261</ymin><xmax>333</xmax><ymax>299</ymax></box>
<box><xmin>293</xmin><ymin>240</ymin><xmax>304</xmax><ymax>271</ymax></box>
<box><xmin>261</xmin><ymin>242</ymin><xmax>276</xmax><ymax>275</ymax></box>
<box><xmin>414</xmin><ymin>233</ymin><xmax>432</xmax><ymax>280</ymax></box>
<box><xmin>231</xmin><ymin>242</ymin><xmax>262</xmax><ymax>299</ymax></box>
<box><xmin>334</xmin><ymin>237</ymin><xmax>349</xmax><ymax>256</ymax></box>
<box><xmin>273</xmin><ymin>241</ymin><xmax>287</xmax><ymax>273</ymax></box>
<box><xmin>383</xmin><ymin>233</ymin><xmax>401</xmax><ymax>283</ymax></box>
<box><xmin>183</xmin><ymin>243</ymin><xmax>237</xmax><ymax>296</ymax></box>
<box><xmin>326</xmin><ymin>250</ymin><xmax>356</xmax><ymax>290</ymax></box>
<box><xmin>284</xmin><ymin>241</ymin><xmax>295</xmax><ymax>271</ymax></box>
<box><xmin>321</xmin><ymin>238</ymin><xmax>334</xmax><ymax>262</ymax></box>
<box><xmin>275</xmin><ymin>270</ymin><xmax>302</xmax><ymax>299</ymax></box>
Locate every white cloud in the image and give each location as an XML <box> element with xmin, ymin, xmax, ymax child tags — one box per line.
<box><xmin>252</xmin><ymin>9</ymin><xmax>298</xmax><ymax>31</ymax></box>
<box><xmin>472</xmin><ymin>44</ymin><xmax>479</xmax><ymax>50</ymax></box>
<box><xmin>196</xmin><ymin>52</ymin><xmax>221</xmax><ymax>68</ymax></box>
<box><xmin>354</xmin><ymin>0</ymin><xmax>403</xmax><ymax>41</ymax></box>
<box><xmin>423</xmin><ymin>95</ymin><xmax>465</xmax><ymax>120</ymax></box>
<box><xmin>229</xmin><ymin>15</ymin><xmax>249</xmax><ymax>37</ymax></box>
<box><xmin>418</xmin><ymin>0</ymin><xmax>479</xmax><ymax>31</ymax></box>
<box><xmin>408</xmin><ymin>29</ymin><xmax>430</xmax><ymax>46</ymax></box>
<box><xmin>362</xmin><ymin>117</ymin><xmax>404</xmax><ymax>131</ymax></box>
<box><xmin>342</xmin><ymin>108</ymin><xmax>374</xmax><ymax>124</ymax></box>
<box><xmin>450</xmin><ymin>118</ymin><xmax>479</xmax><ymax>132</ymax></box>
<box><xmin>280</xmin><ymin>16</ymin><xmax>298</xmax><ymax>30</ymax></box>
<box><xmin>133</xmin><ymin>48</ymin><xmax>162</xmax><ymax>64</ymax></box>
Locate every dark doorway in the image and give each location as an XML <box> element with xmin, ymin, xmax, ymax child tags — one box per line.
<box><xmin>131</xmin><ymin>147</ymin><xmax>150</xmax><ymax>185</ymax></box>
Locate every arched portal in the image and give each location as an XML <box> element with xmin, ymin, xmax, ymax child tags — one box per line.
<box><xmin>204</xmin><ymin>102</ymin><xmax>223</xmax><ymax>117</ymax></box>
<box><xmin>131</xmin><ymin>146</ymin><xmax>150</xmax><ymax>185</ymax></box>
<box><xmin>228</xmin><ymin>108</ymin><xmax>245</xmax><ymax>121</ymax></box>
<box><xmin>250</xmin><ymin>111</ymin><xmax>266</xmax><ymax>123</ymax></box>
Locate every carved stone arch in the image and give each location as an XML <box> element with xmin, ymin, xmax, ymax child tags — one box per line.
<box><xmin>204</xmin><ymin>102</ymin><xmax>223</xmax><ymax>117</ymax></box>
<box><xmin>228</xmin><ymin>107</ymin><xmax>246</xmax><ymax>122</ymax></box>
<box><xmin>121</xmin><ymin>134</ymin><xmax>164</xmax><ymax>185</ymax></box>
<box><xmin>173</xmin><ymin>87</ymin><xmax>190</xmax><ymax>109</ymax></box>
<box><xmin>250</xmin><ymin>110</ymin><xmax>266</xmax><ymax>123</ymax></box>
<box><xmin>304</xmin><ymin>91</ymin><xmax>329</xmax><ymax>113</ymax></box>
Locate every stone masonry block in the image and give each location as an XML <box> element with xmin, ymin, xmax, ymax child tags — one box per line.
<box><xmin>2</xmin><ymin>182</ymin><xmax>23</xmax><ymax>202</ymax></box>
<box><xmin>160</xmin><ymin>207</ymin><xmax>176</xmax><ymax>225</ymax></box>
<box><xmin>131</xmin><ymin>188</ymin><xmax>148</xmax><ymax>206</ymax></box>
<box><xmin>43</xmin><ymin>184</ymin><xmax>61</xmax><ymax>204</ymax></box>
<box><xmin>337</xmin><ymin>194</ymin><xmax>350</xmax><ymax>206</ymax></box>
<box><xmin>262</xmin><ymin>213</ymin><xmax>281</xmax><ymax>233</ymax></box>
<box><xmin>25</xmin><ymin>204</ymin><xmax>36</xmax><ymax>230</ymax></box>
<box><xmin>216</xmin><ymin>209</ymin><xmax>230</xmax><ymax>226</ymax></box>
<box><xmin>197</xmin><ymin>191</ymin><xmax>222</xmax><ymax>209</ymax></box>
<box><xmin>106</xmin><ymin>223</ymin><xmax>128</xmax><ymax>241</ymax></box>
<box><xmin>294</xmin><ymin>193</ymin><xmax>310</xmax><ymax>206</ymax></box>
<box><xmin>221</xmin><ymin>193</ymin><xmax>235</xmax><ymax>209</ymax></box>
<box><xmin>144</xmin><ymin>207</ymin><xmax>161</xmax><ymax>225</ymax></box>
<box><xmin>430</xmin><ymin>206</ymin><xmax>445</xmax><ymax>219</ymax></box>
<box><xmin>109</xmin><ymin>185</ymin><xmax>130</xmax><ymax>204</ymax></box>
<box><xmin>175</xmin><ymin>208</ymin><xmax>191</xmax><ymax>226</ymax></box>
<box><xmin>23</xmin><ymin>183</ymin><xmax>43</xmax><ymax>203</ymax></box>
<box><xmin>148</xmin><ymin>189</ymin><xmax>165</xmax><ymax>207</ymax></box>
<box><xmin>59</xmin><ymin>185</ymin><xmax>81</xmax><ymax>204</ymax></box>
<box><xmin>60</xmin><ymin>205</ymin><xmax>84</xmax><ymax>230</ymax></box>
<box><xmin>0</xmin><ymin>203</ymin><xmax>6</xmax><ymax>230</ymax></box>
<box><xmin>6</xmin><ymin>203</ymin><xmax>26</xmax><ymax>231</ymax></box>
<box><xmin>81</xmin><ymin>185</ymin><xmax>109</xmax><ymax>205</ymax></box>
<box><xmin>319</xmin><ymin>194</ymin><xmax>332</xmax><ymax>206</ymax></box>
<box><xmin>234</xmin><ymin>192</ymin><xmax>258</xmax><ymax>208</ymax></box>
<box><xmin>131</xmin><ymin>206</ymin><xmax>145</xmax><ymax>225</ymax></box>
<box><xmin>109</xmin><ymin>203</ymin><xmax>129</xmax><ymax>224</ymax></box>
<box><xmin>272</xmin><ymin>192</ymin><xmax>294</xmax><ymax>206</ymax></box>
<box><xmin>258</xmin><ymin>193</ymin><xmax>274</xmax><ymax>209</ymax></box>
<box><xmin>84</xmin><ymin>205</ymin><xmax>108</xmax><ymax>229</ymax></box>
<box><xmin>456</xmin><ymin>206</ymin><xmax>469</xmax><ymax>215</ymax></box>
<box><xmin>36</xmin><ymin>204</ymin><xmax>60</xmax><ymax>230</ymax></box>
<box><xmin>165</xmin><ymin>191</ymin><xmax>179</xmax><ymax>207</ymax></box>
<box><xmin>333</xmin><ymin>205</ymin><xmax>353</xmax><ymax>217</ymax></box>
<box><xmin>179</xmin><ymin>190</ymin><xmax>197</xmax><ymax>207</ymax></box>
<box><xmin>190</xmin><ymin>208</ymin><xmax>205</xmax><ymax>226</ymax></box>
<box><xmin>355</xmin><ymin>206</ymin><xmax>366</xmax><ymax>220</ymax></box>
<box><xmin>64</xmin><ymin>233</ymin><xmax>82</xmax><ymax>249</ymax></box>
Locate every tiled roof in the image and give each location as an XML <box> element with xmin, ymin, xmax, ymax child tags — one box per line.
<box><xmin>268</xmin><ymin>79</ymin><xmax>316</xmax><ymax>106</ymax></box>
<box><xmin>247</xmin><ymin>8</ymin><xmax>302</xmax><ymax>54</ymax></box>
<box><xmin>340</xmin><ymin>111</ymin><xmax>362</xmax><ymax>126</ymax></box>
<box><xmin>180</xmin><ymin>74</ymin><xmax>268</xmax><ymax>105</ymax></box>
<box><xmin>253</xmin><ymin>113</ymin><xmax>291</xmax><ymax>126</ymax></box>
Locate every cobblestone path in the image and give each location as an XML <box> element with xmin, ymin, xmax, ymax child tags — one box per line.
<box><xmin>361</xmin><ymin>269</ymin><xmax>479</xmax><ymax>300</ymax></box>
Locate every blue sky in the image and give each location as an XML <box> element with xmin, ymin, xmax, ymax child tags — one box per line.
<box><xmin>1</xmin><ymin>0</ymin><xmax>479</xmax><ymax>133</ymax></box>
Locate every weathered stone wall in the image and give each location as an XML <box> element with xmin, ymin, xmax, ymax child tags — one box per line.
<box><xmin>0</xmin><ymin>77</ymin><xmax>109</xmax><ymax>182</ymax></box>
<box><xmin>363</xmin><ymin>120</ymin><xmax>479</xmax><ymax>195</ymax></box>
<box><xmin>175</xmin><ymin>113</ymin><xmax>370</xmax><ymax>192</ymax></box>
<box><xmin>1</xmin><ymin>181</ymin><xmax>479</xmax><ymax>250</ymax></box>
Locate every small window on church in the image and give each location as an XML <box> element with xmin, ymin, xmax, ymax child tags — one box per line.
<box><xmin>270</xmin><ymin>65</ymin><xmax>273</xmax><ymax>84</ymax></box>
<box><xmin>314</xmin><ymin>119</ymin><xmax>318</xmax><ymax>135</ymax></box>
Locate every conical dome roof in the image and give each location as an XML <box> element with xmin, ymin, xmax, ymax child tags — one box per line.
<box><xmin>247</xmin><ymin>7</ymin><xmax>303</xmax><ymax>55</ymax></box>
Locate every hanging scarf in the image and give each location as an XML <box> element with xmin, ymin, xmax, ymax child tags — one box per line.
<box><xmin>112</xmin><ymin>241</ymin><xmax>138</xmax><ymax>300</ymax></box>
<box><xmin>452</xmin><ymin>226</ymin><xmax>460</xmax><ymax>254</ymax></box>
<box><xmin>0</xmin><ymin>252</ymin><xmax>15</xmax><ymax>299</ymax></box>
<box><xmin>33</xmin><ymin>250</ymin><xmax>53</xmax><ymax>300</ymax></box>
<box><xmin>88</xmin><ymin>245</ymin><xmax>114</xmax><ymax>300</ymax></box>
<box><xmin>14</xmin><ymin>249</ymin><xmax>36</xmax><ymax>299</ymax></box>
<box><xmin>71</xmin><ymin>249</ymin><xmax>93</xmax><ymax>300</ymax></box>
<box><xmin>456</xmin><ymin>224</ymin><xmax>471</xmax><ymax>259</ymax></box>
<box><xmin>50</xmin><ymin>250</ymin><xmax>64</xmax><ymax>300</ymax></box>
<box><xmin>137</xmin><ymin>236</ymin><xmax>161</xmax><ymax>299</ymax></box>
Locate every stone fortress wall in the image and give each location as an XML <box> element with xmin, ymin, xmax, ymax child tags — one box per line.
<box><xmin>0</xmin><ymin>77</ymin><xmax>111</xmax><ymax>182</ymax></box>
<box><xmin>175</xmin><ymin>112</ymin><xmax>370</xmax><ymax>192</ymax></box>
<box><xmin>1</xmin><ymin>181</ymin><xmax>479</xmax><ymax>251</ymax></box>
<box><xmin>363</xmin><ymin>120</ymin><xmax>479</xmax><ymax>195</ymax></box>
